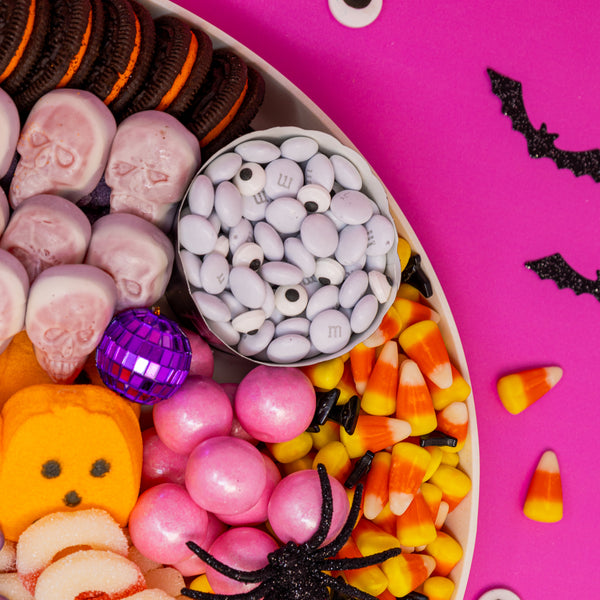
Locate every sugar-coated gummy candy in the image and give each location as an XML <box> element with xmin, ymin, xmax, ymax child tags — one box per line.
<box><xmin>205</xmin><ymin>527</ymin><xmax>279</xmax><ymax>595</ymax></box>
<box><xmin>128</xmin><ymin>483</ymin><xmax>209</xmax><ymax>565</ymax></box>
<box><xmin>234</xmin><ymin>365</ymin><xmax>316</xmax><ymax>442</ymax></box>
<box><xmin>185</xmin><ymin>436</ymin><xmax>267</xmax><ymax>515</ymax></box>
<box><xmin>267</xmin><ymin>468</ymin><xmax>350</xmax><ymax>545</ymax></box>
<box><xmin>153</xmin><ymin>376</ymin><xmax>233</xmax><ymax>455</ymax></box>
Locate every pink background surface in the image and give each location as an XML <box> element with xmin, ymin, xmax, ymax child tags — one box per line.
<box><xmin>173</xmin><ymin>2</ymin><xmax>599</xmax><ymax>598</ymax></box>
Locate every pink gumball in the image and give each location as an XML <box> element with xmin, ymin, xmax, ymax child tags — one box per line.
<box><xmin>185</xmin><ymin>436</ymin><xmax>267</xmax><ymax>515</ymax></box>
<box><xmin>153</xmin><ymin>375</ymin><xmax>233</xmax><ymax>455</ymax></box>
<box><xmin>141</xmin><ymin>427</ymin><xmax>188</xmax><ymax>490</ymax></box>
<box><xmin>206</xmin><ymin>527</ymin><xmax>279</xmax><ymax>595</ymax></box>
<box><xmin>214</xmin><ymin>453</ymin><xmax>281</xmax><ymax>526</ymax></box>
<box><xmin>221</xmin><ymin>381</ymin><xmax>258</xmax><ymax>444</ymax></box>
<box><xmin>234</xmin><ymin>366</ymin><xmax>316</xmax><ymax>443</ymax></box>
<box><xmin>171</xmin><ymin>512</ymin><xmax>228</xmax><ymax>576</ymax></box>
<box><xmin>129</xmin><ymin>483</ymin><xmax>208</xmax><ymax>564</ymax></box>
<box><xmin>267</xmin><ymin>469</ymin><xmax>350</xmax><ymax>546</ymax></box>
<box><xmin>183</xmin><ymin>327</ymin><xmax>214</xmax><ymax>377</ymax></box>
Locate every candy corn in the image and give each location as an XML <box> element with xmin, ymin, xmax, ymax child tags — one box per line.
<box><xmin>523</xmin><ymin>450</ymin><xmax>563</xmax><ymax>523</ymax></box>
<box><xmin>363</xmin><ymin>451</ymin><xmax>392</xmax><ymax>520</ymax></box>
<box><xmin>435</xmin><ymin>401</ymin><xmax>468</xmax><ymax>453</ymax></box>
<box><xmin>425</xmin><ymin>530</ymin><xmax>463</xmax><ymax>576</ymax></box>
<box><xmin>335</xmin><ymin>536</ymin><xmax>389</xmax><ymax>597</ymax></box>
<box><xmin>340</xmin><ymin>416</ymin><xmax>411</xmax><ymax>459</ymax></box>
<box><xmin>392</xmin><ymin>297</ymin><xmax>440</xmax><ymax>331</ymax></box>
<box><xmin>395</xmin><ymin>359</ymin><xmax>438</xmax><ymax>436</ymax></box>
<box><xmin>395</xmin><ymin>490</ymin><xmax>437</xmax><ymax>547</ymax></box>
<box><xmin>349</xmin><ymin>342</ymin><xmax>376</xmax><ymax>396</ymax></box>
<box><xmin>427</xmin><ymin>464</ymin><xmax>472</xmax><ymax>512</ymax></box>
<box><xmin>370</xmin><ymin>502</ymin><xmax>398</xmax><ymax>537</ymax></box>
<box><xmin>398</xmin><ymin>320</ymin><xmax>452</xmax><ymax>389</ymax></box>
<box><xmin>382</xmin><ymin>552</ymin><xmax>436</xmax><ymax>598</ymax></box>
<box><xmin>497</xmin><ymin>366</ymin><xmax>563</xmax><ymax>415</ymax></box>
<box><xmin>311</xmin><ymin>441</ymin><xmax>352</xmax><ymax>483</ymax></box>
<box><xmin>397</xmin><ymin>238</ymin><xmax>412</xmax><ymax>271</ymax></box>
<box><xmin>427</xmin><ymin>364</ymin><xmax>471</xmax><ymax>411</ymax></box>
<box><xmin>362</xmin><ymin>340</ymin><xmax>399</xmax><ymax>416</ymax></box>
<box><xmin>388</xmin><ymin>442</ymin><xmax>431</xmax><ymax>516</ymax></box>
<box><xmin>364</xmin><ymin>304</ymin><xmax>403</xmax><ymax>348</ymax></box>
<box><xmin>337</xmin><ymin>360</ymin><xmax>359</xmax><ymax>404</ymax></box>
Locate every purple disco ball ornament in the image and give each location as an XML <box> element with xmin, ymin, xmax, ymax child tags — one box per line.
<box><xmin>96</xmin><ymin>308</ymin><xmax>192</xmax><ymax>405</ymax></box>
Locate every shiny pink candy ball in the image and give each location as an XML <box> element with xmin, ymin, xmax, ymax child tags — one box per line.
<box><xmin>234</xmin><ymin>365</ymin><xmax>316</xmax><ymax>443</ymax></box>
<box><xmin>206</xmin><ymin>527</ymin><xmax>279</xmax><ymax>594</ymax></box>
<box><xmin>185</xmin><ymin>436</ymin><xmax>267</xmax><ymax>514</ymax></box>
<box><xmin>267</xmin><ymin>469</ymin><xmax>350</xmax><ymax>545</ymax></box>
<box><xmin>128</xmin><ymin>483</ymin><xmax>208</xmax><ymax>564</ymax></box>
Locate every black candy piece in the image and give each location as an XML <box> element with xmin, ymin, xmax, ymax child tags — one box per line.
<box><xmin>328</xmin><ymin>394</ymin><xmax>361</xmax><ymax>436</ymax></box>
<box><xmin>401</xmin><ymin>253</ymin><xmax>433</xmax><ymax>298</ymax></box>
<box><xmin>307</xmin><ymin>388</ymin><xmax>342</xmax><ymax>432</ymax></box>
<box><xmin>420</xmin><ymin>430</ymin><xmax>458</xmax><ymax>448</ymax></box>
<box><xmin>344</xmin><ymin>450</ymin><xmax>374</xmax><ymax>489</ymax></box>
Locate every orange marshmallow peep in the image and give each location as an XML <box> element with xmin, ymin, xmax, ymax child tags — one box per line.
<box><xmin>497</xmin><ymin>366</ymin><xmax>563</xmax><ymax>414</ymax></box>
<box><xmin>523</xmin><ymin>450</ymin><xmax>563</xmax><ymax>523</ymax></box>
<box><xmin>0</xmin><ymin>384</ymin><xmax>142</xmax><ymax>541</ymax></box>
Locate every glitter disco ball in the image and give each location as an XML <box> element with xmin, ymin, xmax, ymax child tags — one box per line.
<box><xmin>96</xmin><ymin>308</ymin><xmax>192</xmax><ymax>405</ymax></box>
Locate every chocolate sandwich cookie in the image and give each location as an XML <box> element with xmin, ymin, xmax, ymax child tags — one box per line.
<box><xmin>120</xmin><ymin>15</ymin><xmax>213</xmax><ymax>119</ymax></box>
<box><xmin>184</xmin><ymin>48</ymin><xmax>249</xmax><ymax>148</ymax></box>
<box><xmin>0</xmin><ymin>0</ymin><xmax>51</xmax><ymax>96</ymax></box>
<box><xmin>201</xmin><ymin>65</ymin><xmax>266</xmax><ymax>159</ymax></box>
<box><xmin>83</xmin><ymin>0</ymin><xmax>155</xmax><ymax>114</ymax></box>
<box><xmin>11</xmin><ymin>0</ymin><xmax>101</xmax><ymax>114</ymax></box>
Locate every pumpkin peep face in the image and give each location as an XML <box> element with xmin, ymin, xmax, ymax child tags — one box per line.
<box><xmin>0</xmin><ymin>384</ymin><xmax>142</xmax><ymax>541</ymax></box>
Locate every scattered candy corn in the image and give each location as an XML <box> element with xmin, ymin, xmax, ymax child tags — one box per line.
<box><xmin>363</xmin><ymin>451</ymin><xmax>392</xmax><ymax>520</ymax></box>
<box><xmin>395</xmin><ymin>489</ymin><xmax>438</xmax><ymax>547</ymax></box>
<box><xmin>396</xmin><ymin>359</ymin><xmax>438</xmax><ymax>436</ymax></box>
<box><xmin>362</xmin><ymin>340</ymin><xmax>399</xmax><ymax>416</ymax></box>
<box><xmin>340</xmin><ymin>416</ymin><xmax>412</xmax><ymax>459</ymax></box>
<box><xmin>335</xmin><ymin>536</ymin><xmax>389</xmax><ymax>597</ymax></box>
<box><xmin>523</xmin><ymin>450</ymin><xmax>563</xmax><ymax>523</ymax></box>
<box><xmin>427</xmin><ymin>364</ymin><xmax>471</xmax><ymax>411</ymax></box>
<box><xmin>497</xmin><ymin>366</ymin><xmax>563</xmax><ymax>414</ymax></box>
<box><xmin>364</xmin><ymin>304</ymin><xmax>404</xmax><ymax>348</ymax></box>
<box><xmin>398</xmin><ymin>320</ymin><xmax>453</xmax><ymax>389</ymax></box>
<box><xmin>392</xmin><ymin>297</ymin><xmax>440</xmax><ymax>331</ymax></box>
<box><xmin>427</xmin><ymin>464</ymin><xmax>472</xmax><ymax>512</ymax></box>
<box><xmin>435</xmin><ymin>401</ymin><xmax>468</xmax><ymax>453</ymax></box>
<box><xmin>349</xmin><ymin>342</ymin><xmax>376</xmax><ymax>396</ymax></box>
<box><xmin>388</xmin><ymin>442</ymin><xmax>431</xmax><ymax>516</ymax></box>
<box><xmin>382</xmin><ymin>552</ymin><xmax>436</xmax><ymax>598</ymax></box>
<box><xmin>425</xmin><ymin>530</ymin><xmax>463</xmax><ymax>576</ymax></box>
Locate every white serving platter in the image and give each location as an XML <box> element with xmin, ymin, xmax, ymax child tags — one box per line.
<box><xmin>142</xmin><ymin>1</ymin><xmax>480</xmax><ymax>598</ymax></box>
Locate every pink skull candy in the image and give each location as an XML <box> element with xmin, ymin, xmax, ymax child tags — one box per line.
<box><xmin>0</xmin><ymin>249</ymin><xmax>29</xmax><ymax>355</ymax></box>
<box><xmin>105</xmin><ymin>110</ymin><xmax>201</xmax><ymax>231</ymax></box>
<box><xmin>84</xmin><ymin>212</ymin><xmax>174</xmax><ymax>312</ymax></box>
<box><xmin>0</xmin><ymin>87</ymin><xmax>19</xmax><ymax>179</ymax></box>
<box><xmin>0</xmin><ymin>194</ymin><xmax>92</xmax><ymax>282</ymax></box>
<box><xmin>25</xmin><ymin>264</ymin><xmax>117</xmax><ymax>383</ymax></box>
<box><xmin>8</xmin><ymin>89</ymin><xmax>117</xmax><ymax>208</ymax></box>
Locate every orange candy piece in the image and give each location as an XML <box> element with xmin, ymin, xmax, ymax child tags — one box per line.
<box><xmin>364</xmin><ymin>304</ymin><xmax>403</xmax><ymax>348</ymax></box>
<box><xmin>340</xmin><ymin>416</ymin><xmax>411</xmax><ymax>459</ymax></box>
<box><xmin>361</xmin><ymin>341</ymin><xmax>399</xmax><ymax>416</ymax></box>
<box><xmin>523</xmin><ymin>450</ymin><xmax>563</xmax><ymax>523</ymax></box>
<box><xmin>388</xmin><ymin>442</ymin><xmax>431</xmax><ymax>516</ymax></box>
<box><xmin>392</xmin><ymin>297</ymin><xmax>440</xmax><ymax>332</ymax></box>
<box><xmin>395</xmin><ymin>359</ymin><xmax>437</xmax><ymax>436</ymax></box>
<box><xmin>395</xmin><ymin>489</ymin><xmax>437</xmax><ymax>547</ymax></box>
<box><xmin>497</xmin><ymin>366</ymin><xmax>563</xmax><ymax>414</ymax></box>
<box><xmin>435</xmin><ymin>401</ymin><xmax>468</xmax><ymax>453</ymax></box>
<box><xmin>349</xmin><ymin>343</ymin><xmax>376</xmax><ymax>396</ymax></box>
<box><xmin>363</xmin><ymin>451</ymin><xmax>392</xmax><ymax>520</ymax></box>
<box><xmin>398</xmin><ymin>320</ymin><xmax>452</xmax><ymax>389</ymax></box>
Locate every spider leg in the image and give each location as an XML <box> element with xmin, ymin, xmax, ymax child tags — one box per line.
<box><xmin>186</xmin><ymin>541</ymin><xmax>274</xmax><ymax>583</ymax></box>
<box><xmin>181</xmin><ymin>581</ymin><xmax>273</xmax><ymax>600</ymax></box>
<box><xmin>306</xmin><ymin>462</ymin><xmax>334</xmax><ymax>549</ymax></box>
<box><xmin>323</xmin><ymin>571</ymin><xmax>380</xmax><ymax>600</ymax></box>
<box><xmin>323</xmin><ymin>546</ymin><xmax>402</xmax><ymax>571</ymax></box>
<box><xmin>314</xmin><ymin>481</ymin><xmax>364</xmax><ymax>558</ymax></box>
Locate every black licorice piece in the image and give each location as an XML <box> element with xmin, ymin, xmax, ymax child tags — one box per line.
<box><xmin>399</xmin><ymin>592</ymin><xmax>429</xmax><ymax>600</ymax></box>
<box><xmin>420</xmin><ymin>431</ymin><xmax>458</xmax><ymax>448</ymax></box>
<box><xmin>401</xmin><ymin>254</ymin><xmax>433</xmax><ymax>298</ymax></box>
<box><xmin>328</xmin><ymin>394</ymin><xmax>361</xmax><ymax>435</ymax></box>
<box><xmin>344</xmin><ymin>450</ymin><xmax>374</xmax><ymax>489</ymax></box>
<box><xmin>306</xmin><ymin>388</ymin><xmax>341</xmax><ymax>432</ymax></box>
<box><xmin>525</xmin><ymin>252</ymin><xmax>600</xmax><ymax>302</ymax></box>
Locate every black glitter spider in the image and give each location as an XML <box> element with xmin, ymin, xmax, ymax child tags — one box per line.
<box><xmin>181</xmin><ymin>463</ymin><xmax>402</xmax><ymax>600</ymax></box>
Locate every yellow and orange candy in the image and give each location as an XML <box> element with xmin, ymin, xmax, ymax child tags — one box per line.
<box><xmin>497</xmin><ymin>366</ymin><xmax>563</xmax><ymax>414</ymax></box>
<box><xmin>523</xmin><ymin>450</ymin><xmax>563</xmax><ymax>523</ymax></box>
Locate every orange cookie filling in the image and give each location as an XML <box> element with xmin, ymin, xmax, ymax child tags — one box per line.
<box><xmin>57</xmin><ymin>7</ymin><xmax>93</xmax><ymax>88</ymax></box>
<box><xmin>156</xmin><ymin>31</ymin><xmax>199</xmax><ymax>111</ymax></box>
<box><xmin>0</xmin><ymin>0</ymin><xmax>36</xmax><ymax>84</ymax></box>
<box><xmin>104</xmin><ymin>12</ymin><xmax>142</xmax><ymax>106</ymax></box>
<box><xmin>200</xmin><ymin>79</ymin><xmax>248</xmax><ymax>147</ymax></box>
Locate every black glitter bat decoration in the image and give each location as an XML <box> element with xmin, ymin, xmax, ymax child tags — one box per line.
<box><xmin>180</xmin><ymin>463</ymin><xmax>403</xmax><ymax>600</ymax></box>
<box><xmin>525</xmin><ymin>252</ymin><xmax>600</xmax><ymax>301</ymax></box>
<box><xmin>488</xmin><ymin>68</ymin><xmax>600</xmax><ymax>182</ymax></box>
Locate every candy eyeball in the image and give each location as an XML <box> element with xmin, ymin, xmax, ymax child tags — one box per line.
<box><xmin>328</xmin><ymin>0</ymin><xmax>383</xmax><ymax>29</ymax></box>
<box><xmin>297</xmin><ymin>183</ymin><xmax>331</xmax><ymax>213</ymax></box>
<box><xmin>274</xmin><ymin>284</ymin><xmax>309</xmax><ymax>316</ymax></box>
<box><xmin>233</xmin><ymin>162</ymin><xmax>266</xmax><ymax>196</ymax></box>
<box><xmin>232</xmin><ymin>242</ymin><xmax>265</xmax><ymax>271</ymax></box>
<box><xmin>315</xmin><ymin>257</ymin><xmax>346</xmax><ymax>285</ymax></box>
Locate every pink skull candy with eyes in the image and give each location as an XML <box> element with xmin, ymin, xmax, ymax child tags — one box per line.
<box><xmin>105</xmin><ymin>110</ymin><xmax>201</xmax><ymax>231</ymax></box>
<box><xmin>8</xmin><ymin>89</ymin><xmax>116</xmax><ymax>208</ymax></box>
<box><xmin>85</xmin><ymin>212</ymin><xmax>175</xmax><ymax>312</ymax></box>
<box><xmin>0</xmin><ymin>194</ymin><xmax>92</xmax><ymax>282</ymax></box>
<box><xmin>25</xmin><ymin>264</ymin><xmax>117</xmax><ymax>383</ymax></box>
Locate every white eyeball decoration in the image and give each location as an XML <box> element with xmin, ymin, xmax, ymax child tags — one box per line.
<box><xmin>328</xmin><ymin>0</ymin><xmax>383</xmax><ymax>28</ymax></box>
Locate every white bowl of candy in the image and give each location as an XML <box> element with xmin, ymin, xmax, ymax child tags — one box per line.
<box><xmin>174</xmin><ymin>126</ymin><xmax>402</xmax><ymax>367</ymax></box>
